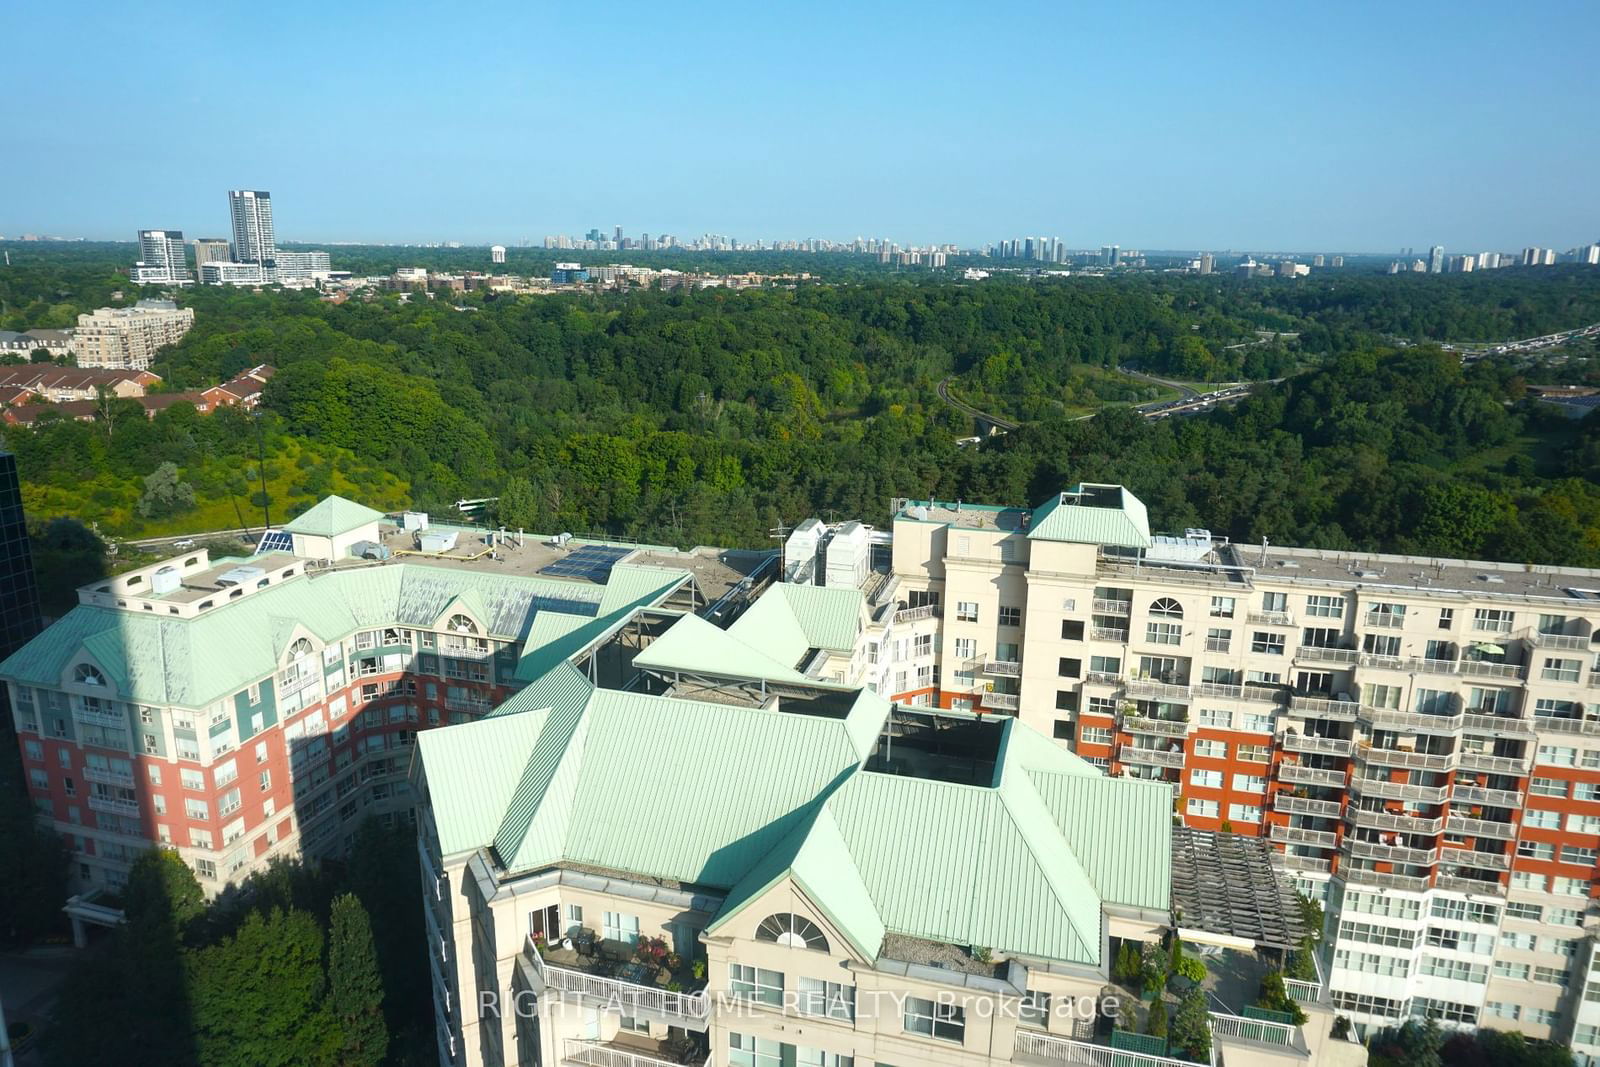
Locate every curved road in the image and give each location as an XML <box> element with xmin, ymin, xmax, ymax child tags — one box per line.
<box><xmin>939</xmin><ymin>369</ymin><xmax>1265</xmax><ymax>435</ymax></box>
<box><xmin>937</xmin><ymin>377</ymin><xmax>1020</xmax><ymax>432</ymax></box>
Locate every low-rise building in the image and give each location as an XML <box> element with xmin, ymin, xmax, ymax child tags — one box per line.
<box><xmin>0</xmin><ymin>365</ymin><xmax>158</xmax><ymax>403</ymax></box>
<box><xmin>0</xmin><ymin>328</ymin><xmax>75</xmax><ymax>360</ymax></box>
<box><xmin>198</xmin><ymin>261</ymin><xmax>269</xmax><ymax>286</ymax></box>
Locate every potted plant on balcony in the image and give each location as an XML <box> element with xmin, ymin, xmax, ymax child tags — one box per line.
<box><xmin>1139</xmin><ymin>942</ymin><xmax>1168</xmax><ymax>1000</ymax></box>
<box><xmin>530</xmin><ymin>930</ymin><xmax>549</xmax><ymax>958</ymax></box>
<box><xmin>1257</xmin><ymin>971</ymin><xmax>1309</xmax><ymax>1026</ymax></box>
<box><xmin>634</xmin><ymin>935</ymin><xmax>669</xmax><ymax>975</ymax></box>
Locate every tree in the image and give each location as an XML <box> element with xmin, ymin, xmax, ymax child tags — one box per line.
<box><xmin>29</xmin><ymin>346</ymin><xmax>52</xmax><ymax>363</ymax></box>
<box><xmin>124</xmin><ymin>847</ymin><xmax>205</xmax><ymax>935</ymax></box>
<box><xmin>1257</xmin><ymin>970</ymin><xmax>1307</xmax><ymax>1025</ymax></box>
<box><xmin>1114</xmin><ymin>940</ymin><xmax>1141</xmax><ymax>984</ymax></box>
<box><xmin>1372</xmin><ymin>1018</ymin><xmax>1442</xmax><ymax>1067</ymax></box>
<box><xmin>136</xmin><ymin>461</ymin><xmax>197</xmax><ymax>519</ymax></box>
<box><xmin>496</xmin><ymin>473</ymin><xmax>540</xmax><ymax>531</ymax></box>
<box><xmin>26</xmin><ymin>517</ymin><xmax>107</xmax><ymax>616</ymax></box>
<box><xmin>1169</xmin><ymin>986</ymin><xmax>1211</xmax><ymax>1062</ymax></box>
<box><xmin>329</xmin><ymin>894</ymin><xmax>388</xmax><ymax>1066</ymax></box>
<box><xmin>1146</xmin><ymin>995</ymin><xmax>1168</xmax><ymax>1039</ymax></box>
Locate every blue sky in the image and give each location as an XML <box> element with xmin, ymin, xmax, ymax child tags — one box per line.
<box><xmin>4</xmin><ymin>1</ymin><xmax>1596</xmax><ymax>251</ymax></box>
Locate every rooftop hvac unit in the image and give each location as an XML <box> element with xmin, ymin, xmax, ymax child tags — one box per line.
<box><xmin>150</xmin><ymin>566</ymin><xmax>181</xmax><ymax>595</ymax></box>
<box><xmin>215</xmin><ymin>565</ymin><xmax>265</xmax><ymax>588</ymax></box>
<box><xmin>419</xmin><ymin>530</ymin><xmax>458</xmax><ymax>553</ymax></box>
<box><xmin>402</xmin><ymin>511</ymin><xmax>429</xmax><ymax>532</ymax></box>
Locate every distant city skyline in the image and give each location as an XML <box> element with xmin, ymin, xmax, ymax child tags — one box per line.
<box><xmin>3</xmin><ymin>4</ymin><xmax>1596</xmax><ymax>249</ymax></box>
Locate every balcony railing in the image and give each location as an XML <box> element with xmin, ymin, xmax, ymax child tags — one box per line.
<box><xmin>72</xmin><ymin>704</ymin><xmax>126</xmax><ymax>729</ymax></box>
<box><xmin>1350</xmin><ymin>809</ymin><xmax>1443</xmax><ymax>835</ymax></box>
<box><xmin>1242</xmin><ymin>683</ymin><xmax>1288</xmax><ymax>705</ymax></box>
<box><xmin>1358</xmin><ymin>707</ymin><xmax>1462</xmax><ymax>734</ymax></box>
<box><xmin>1529</xmin><ymin>630</ymin><xmax>1591</xmax><ymax>650</ymax></box>
<box><xmin>83</xmin><ymin>765</ymin><xmax>135</xmax><ymax>787</ymax></box>
<box><xmin>1294</xmin><ymin>645</ymin><xmax>1359</xmax><ymax>665</ymax></box>
<box><xmin>1345</xmin><ymin>839</ymin><xmax>1437</xmax><ymax>866</ymax></box>
<box><xmin>1085</xmin><ymin>671</ymin><xmax>1123</xmax><ymax>687</ymax></box>
<box><xmin>1209</xmin><ymin>1011</ymin><xmax>1301</xmax><ymax>1049</ymax></box>
<box><xmin>1445</xmin><ymin>815</ymin><xmax>1517</xmax><ymax>840</ymax></box>
<box><xmin>1282</xmin><ymin>854</ymin><xmax>1333</xmax><ymax>873</ymax></box>
<box><xmin>1122</xmin><ymin>715</ymin><xmax>1189</xmax><ymax>737</ymax></box>
<box><xmin>1274</xmin><ymin>793</ymin><xmax>1344</xmax><ymax>818</ymax></box>
<box><xmin>563</xmin><ymin>1040</ymin><xmax>710</xmax><ymax>1067</ymax></box>
<box><xmin>1357</xmin><ymin>747</ymin><xmax>1454</xmax><ymax>771</ymax></box>
<box><xmin>86</xmin><ymin>793</ymin><xmax>139</xmax><ymax>817</ymax></box>
<box><xmin>1287</xmin><ymin>695</ymin><xmax>1359</xmax><ymax>720</ymax></box>
<box><xmin>1124</xmin><ymin>679</ymin><xmax>1191</xmax><ymax>702</ymax></box>
<box><xmin>1461</xmin><ymin>713</ymin><xmax>1536</xmax><ymax>738</ymax></box>
<box><xmin>1451</xmin><ymin>784</ymin><xmax>1523</xmax><ymax>807</ymax></box>
<box><xmin>1456</xmin><ymin>751</ymin><xmax>1530</xmax><ymax>775</ymax></box>
<box><xmin>1281</xmin><ymin>733</ymin><xmax>1352</xmax><ymax>756</ymax></box>
<box><xmin>1435</xmin><ymin>874</ymin><xmax>1506</xmax><ymax>896</ymax></box>
<box><xmin>1248</xmin><ymin>610</ymin><xmax>1295</xmax><ymax>627</ymax></box>
<box><xmin>1092</xmin><ymin>598</ymin><xmax>1133</xmax><ymax>616</ymax></box>
<box><xmin>1269</xmin><ymin>824</ymin><xmax>1338</xmax><ymax>849</ymax></box>
<box><xmin>1120</xmin><ymin>747</ymin><xmax>1185</xmax><ymax>768</ymax></box>
<box><xmin>1440</xmin><ymin>846</ymin><xmax>1510</xmax><ymax>871</ymax></box>
<box><xmin>1350</xmin><ymin>777</ymin><xmax>1449</xmax><ymax>804</ymax></box>
<box><xmin>1533</xmin><ymin>714</ymin><xmax>1600</xmax><ymax>736</ymax></box>
<box><xmin>1090</xmin><ymin>627</ymin><xmax>1129</xmax><ymax>643</ymax></box>
<box><xmin>1279</xmin><ymin>763</ymin><xmax>1347</xmax><ymax>787</ymax></box>
<box><xmin>444</xmin><ymin>695</ymin><xmax>492</xmax><ymax>714</ymax></box>
<box><xmin>981</xmin><ymin>691</ymin><xmax>1019</xmax><ymax>711</ymax></box>
<box><xmin>1342</xmin><ymin>869</ymin><xmax>1430</xmax><ymax>892</ymax></box>
<box><xmin>981</xmin><ymin>659</ymin><xmax>1021</xmax><ymax>678</ymax></box>
<box><xmin>1364</xmin><ymin>612</ymin><xmax>1406</xmax><ymax>629</ymax></box>
<box><xmin>1456</xmin><ymin>659</ymin><xmax>1525</xmax><ymax>681</ymax></box>
<box><xmin>1195</xmin><ymin>681</ymin><xmax>1243</xmax><ymax>699</ymax></box>
<box><xmin>893</xmin><ymin>604</ymin><xmax>937</xmax><ymax>624</ymax></box>
<box><xmin>542</xmin><ymin>965</ymin><xmax>711</xmax><ymax>1029</ymax></box>
<box><xmin>1013</xmin><ymin>1031</ymin><xmax>1194</xmax><ymax>1067</ymax></box>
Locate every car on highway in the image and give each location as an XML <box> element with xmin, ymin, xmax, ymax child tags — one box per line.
<box><xmin>173</xmin><ymin>539</ymin><xmax>196</xmax><ymax>550</ymax></box>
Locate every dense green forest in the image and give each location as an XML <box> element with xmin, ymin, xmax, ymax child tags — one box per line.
<box><xmin>3</xmin><ymin>245</ymin><xmax>1600</xmax><ymax>577</ymax></box>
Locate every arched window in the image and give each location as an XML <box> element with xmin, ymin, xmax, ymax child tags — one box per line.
<box><xmin>447</xmin><ymin>614</ymin><xmax>478</xmax><ymax>635</ymax></box>
<box><xmin>755</xmin><ymin>913</ymin><xmax>829</xmax><ymax>952</ymax></box>
<box><xmin>1149</xmin><ymin>597</ymin><xmax>1184</xmax><ymax>619</ymax></box>
<box><xmin>287</xmin><ymin>637</ymin><xmax>313</xmax><ymax>660</ymax></box>
<box><xmin>73</xmin><ymin>663</ymin><xmax>106</xmax><ymax>686</ymax></box>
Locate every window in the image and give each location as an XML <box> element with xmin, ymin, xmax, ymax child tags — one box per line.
<box><xmin>1081</xmin><ymin>727</ymin><xmax>1113</xmax><ymax>745</ymax></box>
<box><xmin>1019</xmin><ymin>990</ymin><xmax>1051</xmax><ymax>1027</ymax></box>
<box><xmin>1060</xmin><ymin>619</ymin><xmax>1084</xmax><ymax>641</ymax></box>
<box><xmin>1237</xmin><ymin>744</ymin><xmax>1270</xmax><ymax>763</ymax></box>
<box><xmin>180</xmin><ymin>769</ymin><xmax>206</xmax><ymax>792</ymax></box>
<box><xmin>1057</xmin><ymin>658</ymin><xmax>1081</xmax><ymax>679</ymax></box>
<box><xmin>998</xmin><ymin>606</ymin><xmax>1021</xmax><ymax>627</ymax></box>
<box><xmin>1505</xmin><ymin>902</ymin><xmax>1542</xmax><ymax>922</ymax></box>
<box><xmin>22</xmin><ymin>740</ymin><xmax>41</xmax><ymax>762</ymax></box>
<box><xmin>1190</xmin><ymin>769</ymin><xmax>1222</xmax><ymax>789</ymax></box>
<box><xmin>1055</xmin><ymin>691</ymin><xmax>1078</xmax><ymax>713</ymax></box>
<box><xmin>1420</xmin><ymin>957</ymin><xmax>1488</xmax><ymax>983</ymax></box>
<box><xmin>955</xmin><ymin>602</ymin><xmax>978</xmax><ymax>623</ymax></box>
<box><xmin>1494</xmin><ymin>961</ymin><xmax>1531</xmax><ymax>981</ymax></box>
<box><xmin>618</xmin><ymin>1016</ymin><xmax>650</xmax><ymax>1035</ymax></box>
<box><xmin>1150</xmin><ymin>597</ymin><xmax>1183</xmax><ymax>619</ymax></box>
<box><xmin>1335</xmin><ymin>949</ymin><xmax>1410</xmax><ymax>977</ymax></box>
<box><xmin>1232</xmin><ymin>773</ymin><xmax>1268</xmax><ymax>792</ymax></box>
<box><xmin>1337</xmin><ymin>921</ymin><xmax>1418</xmax><ymax>950</ymax></box>
<box><xmin>1569</xmin><ymin>813</ymin><xmax>1600</xmax><ymax>833</ymax></box>
<box><xmin>1193</xmin><ymin>739</ymin><xmax>1226</xmax><ymax>759</ymax></box>
<box><xmin>1534</xmin><ymin>965</ymin><xmax>1572</xmax><ymax>987</ymax></box>
<box><xmin>1301</xmin><ymin>627</ymin><xmax>1341</xmax><ymax>649</ymax></box>
<box><xmin>1251</xmin><ymin>632</ymin><xmax>1285</xmax><ymax>656</ymax></box>
<box><xmin>1205</xmin><ymin>628</ymin><xmax>1231</xmax><ymax>653</ymax></box>
<box><xmin>1538</xmin><ymin>745</ymin><xmax>1578</xmax><ymax>766</ymax></box>
<box><xmin>755</xmin><ymin>913</ymin><xmax>829</xmax><ymax>952</ymax></box>
<box><xmin>1145</xmin><ymin>622</ymin><xmax>1182</xmax><ymax>646</ymax></box>
<box><xmin>1555</xmin><ymin>876</ymin><xmax>1589</xmax><ymax>897</ymax></box>
<box><xmin>729</xmin><ymin>963</ymin><xmax>784</xmax><ymax>1005</ymax></box>
<box><xmin>1210</xmin><ymin>596</ymin><xmax>1236</xmax><ymax>618</ymax></box>
<box><xmin>259</xmin><ymin>771</ymin><xmax>271</xmax><ymax>791</ymax></box>
<box><xmin>728</xmin><ymin>1034</ymin><xmax>784</xmax><ymax>1067</ymax></box>
<box><xmin>1544</xmin><ymin>657</ymin><xmax>1582</xmax><ymax>683</ymax></box>
<box><xmin>797</xmin><ymin>976</ymin><xmax>855</xmax><ymax>1020</ymax></box>
<box><xmin>1472</xmin><ymin>608</ymin><xmax>1512</xmax><ymax>633</ymax></box>
<box><xmin>1414</xmin><ymin>689</ymin><xmax>1452</xmax><ymax>714</ymax></box>
<box><xmin>1578</xmin><ymin>782</ymin><xmax>1600</xmax><ymax>802</ymax></box>
<box><xmin>602</xmin><ymin>911</ymin><xmax>641</xmax><ymax>945</ymax></box>
<box><xmin>73</xmin><ymin>664</ymin><xmax>106</xmax><ymax>686</ymax></box>
<box><xmin>913</xmin><ymin>634</ymin><xmax>933</xmax><ymax>657</ymax></box>
<box><xmin>184</xmin><ymin>798</ymin><xmax>209</xmax><ymax>821</ymax></box>
<box><xmin>1227</xmin><ymin>803</ymin><xmax>1262</xmax><ymax>824</ymax></box>
<box><xmin>1186</xmin><ymin>798</ymin><xmax>1219</xmax><ymax>818</ymax></box>
<box><xmin>904</xmin><ymin>997</ymin><xmax>965</xmax><ymax>1042</ymax></box>
<box><xmin>1305</xmin><ymin>595</ymin><xmax>1345</xmax><ymax>619</ymax></box>
<box><xmin>953</xmin><ymin>637</ymin><xmax>975</xmax><ymax>660</ymax></box>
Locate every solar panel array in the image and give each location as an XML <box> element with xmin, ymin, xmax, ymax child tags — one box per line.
<box><xmin>539</xmin><ymin>544</ymin><xmax>631</xmax><ymax>581</ymax></box>
<box><xmin>256</xmin><ymin>530</ymin><xmax>294</xmax><ymax>555</ymax></box>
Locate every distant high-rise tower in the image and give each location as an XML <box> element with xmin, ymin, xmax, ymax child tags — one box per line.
<box><xmin>132</xmin><ymin>229</ymin><xmax>190</xmax><ymax>284</ymax></box>
<box><xmin>192</xmin><ymin>237</ymin><xmax>232</xmax><ymax>276</ymax></box>
<box><xmin>228</xmin><ymin>190</ymin><xmax>276</xmax><ymax>268</ymax></box>
<box><xmin>1198</xmin><ymin>253</ymin><xmax>1214</xmax><ymax>275</ymax></box>
<box><xmin>0</xmin><ymin>451</ymin><xmax>42</xmax><ymax>663</ymax></box>
<box><xmin>1428</xmin><ymin>245</ymin><xmax>1445</xmax><ymax>273</ymax></box>
<box><xmin>491</xmin><ymin>245</ymin><xmax>506</xmax><ymax>264</ymax></box>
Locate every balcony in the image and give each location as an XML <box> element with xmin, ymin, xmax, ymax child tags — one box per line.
<box><xmin>1210</xmin><ymin>1011</ymin><xmax>1305</xmax><ymax>1053</ymax></box>
<box><xmin>1350</xmin><ymin>777</ymin><xmax>1449</xmax><ymax>804</ymax></box>
<box><xmin>1279</xmin><ymin>762</ymin><xmax>1346</xmax><ymax>787</ymax></box>
<box><xmin>1242</xmin><ymin>683</ymin><xmax>1288</xmax><ymax>705</ymax></box>
<box><xmin>1456</xmin><ymin>751</ymin><xmax>1530</xmax><ymax>775</ymax></box>
<box><xmin>1282</xmin><ymin>854</ymin><xmax>1333</xmax><ymax>873</ymax></box>
<box><xmin>563</xmin><ymin>1040</ymin><xmax>709</xmax><ymax>1067</ymax></box>
<box><xmin>893</xmin><ymin>604</ymin><xmax>937</xmax><ymax>624</ymax></box>
<box><xmin>1364</xmin><ymin>612</ymin><xmax>1406</xmax><ymax>629</ymax></box>
<box><xmin>72</xmin><ymin>704</ymin><xmax>126</xmax><ymax>729</ymax></box>
<box><xmin>1529</xmin><ymin>630</ymin><xmax>1591</xmax><ymax>651</ymax></box>
<box><xmin>1345</xmin><ymin>839</ymin><xmax>1437</xmax><ymax>866</ymax></box>
<box><xmin>1451</xmin><ymin>783</ymin><xmax>1523</xmax><ymax>807</ymax></box>
<box><xmin>1120</xmin><ymin>746</ymin><xmax>1185</xmax><ymax>769</ymax></box>
<box><xmin>444</xmin><ymin>694</ymin><xmax>492</xmax><ymax>714</ymax></box>
<box><xmin>1456</xmin><ymin>659</ymin><xmax>1525</xmax><ymax>681</ymax></box>
<box><xmin>1350</xmin><ymin>809</ymin><xmax>1443</xmax><ymax>835</ymax></box>
<box><xmin>1461</xmin><ymin>713</ymin><xmax>1536</xmax><ymax>739</ymax></box>
<box><xmin>1195</xmin><ymin>681</ymin><xmax>1243</xmax><ymax>700</ymax></box>
<box><xmin>1446</xmin><ymin>815</ymin><xmax>1516</xmax><ymax>840</ymax></box>
<box><xmin>1281</xmin><ymin>733</ymin><xmax>1352</xmax><ymax>756</ymax></box>
<box><xmin>86</xmin><ymin>793</ymin><xmax>139</xmax><ymax>817</ymax></box>
<box><xmin>1440</xmin><ymin>846</ymin><xmax>1510</xmax><ymax>871</ymax></box>
<box><xmin>537</xmin><ymin>953</ymin><xmax>711</xmax><ymax>1031</ymax></box>
<box><xmin>1343</xmin><ymin>869</ymin><xmax>1430</xmax><ymax>892</ymax></box>
<box><xmin>83</xmin><ymin>765</ymin><xmax>135</xmax><ymax>787</ymax></box>
<box><xmin>1269</xmin><ymin>824</ymin><xmax>1338</xmax><ymax>849</ymax></box>
<box><xmin>980</xmin><ymin>658</ymin><xmax>1021</xmax><ymax>678</ymax></box>
<box><xmin>1092</xmin><ymin>598</ymin><xmax>1133</xmax><ymax>616</ymax></box>
<box><xmin>1358</xmin><ymin>707</ymin><xmax>1462</xmax><ymax>734</ymax></box>
<box><xmin>1294</xmin><ymin>645</ymin><xmax>1359</xmax><ymax>665</ymax></box>
<box><xmin>1435</xmin><ymin>873</ymin><xmax>1506</xmax><ymax>896</ymax></box>
<box><xmin>1357</xmin><ymin>746</ymin><xmax>1454</xmax><ymax>772</ymax></box>
<box><xmin>1248</xmin><ymin>610</ymin><xmax>1295</xmax><ymax>627</ymax></box>
<box><xmin>1122</xmin><ymin>716</ymin><xmax>1189</xmax><ymax>737</ymax></box>
<box><xmin>1533</xmin><ymin>713</ymin><xmax>1600</xmax><ymax>736</ymax></box>
<box><xmin>1090</xmin><ymin>627</ymin><xmax>1130</xmax><ymax>643</ymax></box>
<box><xmin>1274</xmin><ymin>793</ymin><xmax>1344</xmax><ymax>818</ymax></box>
<box><xmin>981</xmin><ymin>691</ymin><xmax>1019</xmax><ymax>711</ymax></box>
<box><xmin>1125</xmin><ymin>679</ymin><xmax>1191</xmax><ymax>702</ymax></box>
<box><xmin>1287</xmin><ymin>695</ymin><xmax>1358</xmax><ymax>720</ymax></box>
<box><xmin>1085</xmin><ymin>671</ymin><xmax>1123</xmax><ymax>687</ymax></box>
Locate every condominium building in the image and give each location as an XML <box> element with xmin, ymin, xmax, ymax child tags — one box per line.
<box><xmin>191</xmin><ymin>237</ymin><xmax>233</xmax><ymax>275</ymax></box>
<box><xmin>73</xmin><ymin>300</ymin><xmax>195</xmax><ymax>369</ymax></box>
<box><xmin>274</xmin><ymin>249</ymin><xmax>332</xmax><ymax>281</ymax></box>
<box><xmin>414</xmin><ymin>594</ymin><xmax>1357</xmax><ymax>1067</ymax></box>
<box><xmin>199</xmin><ymin>261</ymin><xmax>268</xmax><ymax>286</ymax></box>
<box><xmin>0</xmin><ymin>495</ymin><xmax>749</xmax><ymax>897</ymax></box>
<box><xmin>132</xmin><ymin>229</ymin><xmax>192</xmax><ymax>285</ymax></box>
<box><xmin>802</xmin><ymin>486</ymin><xmax>1600</xmax><ymax>1050</ymax></box>
<box><xmin>228</xmin><ymin>189</ymin><xmax>276</xmax><ymax>269</ymax></box>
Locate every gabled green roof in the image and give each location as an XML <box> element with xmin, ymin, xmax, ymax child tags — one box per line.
<box><xmin>633</xmin><ymin>613</ymin><xmax>811</xmax><ymax>683</ymax></box>
<box><xmin>722</xmin><ymin>582</ymin><xmax>865</xmax><ymax>668</ymax></box>
<box><xmin>419</xmin><ymin>649</ymin><xmax>1172</xmax><ymax>968</ymax></box>
<box><xmin>1027</xmin><ymin>484</ymin><xmax>1151</xmax><ymax>549</ymax></box>
<box><xmin>280</xmin><ymin>495</ymin><xmax>385</xmax><ymax>538</ymax></box>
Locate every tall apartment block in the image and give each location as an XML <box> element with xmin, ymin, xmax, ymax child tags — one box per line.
<box><xmin>0</xmin><ymin>450</ymin><xmax>42</xmax><ymax>663</ymax></box>
<box><xmin>191</xmin><ymin>237</ymin><xmax>233</xmax><ymax>275</ymax></box>
<box><xmin>794</xmin><ymin>485</ymin><xmax>1600</xmax><ymax>1051</ymax></box>
<box><xmin>414</xmin><ymin>588</ymin><xmax>1358</xmax><ymax>1067</ymax></box>
<box><xmin>131</xmin><ymin>229</ymin><xmax>191</xmax><ymax>285</ymax></box>
<box><xmin>73</xmin><ymin>300</ymin><xmax>195</xmax><ymax>370</ymax></box>
<box><xmin>0</xmin><ymin>495</ymin><xmax>736</xmax><ymax>896</ymax></box>
<box><xmin>228</xmin><ymin>189</ymin><xmax>276</xmax><ymax>269</ymax></box>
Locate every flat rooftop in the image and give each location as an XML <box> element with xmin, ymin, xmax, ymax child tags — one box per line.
<box><xmin>159</xmin><ymin>552</ymin><xmax>301</xmax><ymax>603</ymax></box>
<box><xmin>1237</xmin><ymin>541</ymin><xmax>1600</xmax><ymax>603</ymax></box>
<box><xmin>896</xmin><ymin>499</ymin><xmax>1030</xmax><ymax>532</ymax></box>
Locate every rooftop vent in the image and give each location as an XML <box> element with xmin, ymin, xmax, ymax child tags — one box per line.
<box><xmin>215</xmin><ymin>565</ymin><xmax>265</xmax><ymax>588</ymax></box>
<box><xmin>1477</xmin><ymin>574</ymin><xmax>1505</xmax><ymax>584</ymax></box>
<box><xmin>1353</xmin><ymin>569</ymin><xmax>1382</xmax><ymax>579</ymax></box>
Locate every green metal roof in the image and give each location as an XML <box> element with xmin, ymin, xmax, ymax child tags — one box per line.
<box><xmin>418</xmin><ymin>655</ymin><xmax>1172</xmax><ymax>968</ymax></box>
<box><xmin>632</xmin><ymin>614</ymin><xmax>811</xmax><ymax>683</ymax></box>
<box><xmin>721</xmin><ymin>582</ymin><xmax>865</xmax><ymax>668</ymax></box>
<box><xmin>279</xmin><ymin>494</ymin><xmax>385</xmax><ymax>538</ymax></box>
<box><xmin>0</xmin><ymin>561</ymin><xmax>688</xmax><ymax>710</ymax></box>
<box><xmin>1026</xmin><ymin>484</ymin><xmax>1151</xmax><ymax>549</ymax></box>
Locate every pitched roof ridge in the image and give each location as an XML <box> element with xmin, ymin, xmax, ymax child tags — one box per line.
<box><xmin>992</xmin><ymin>766</ymin><xmax>1103</xmax><ymax>960</ymax></box>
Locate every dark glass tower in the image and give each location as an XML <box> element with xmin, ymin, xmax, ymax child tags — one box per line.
<box><xmin>0</xmin><ymin>451</ymin><xmax>42</xmax><ymax>661</ymax></box>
